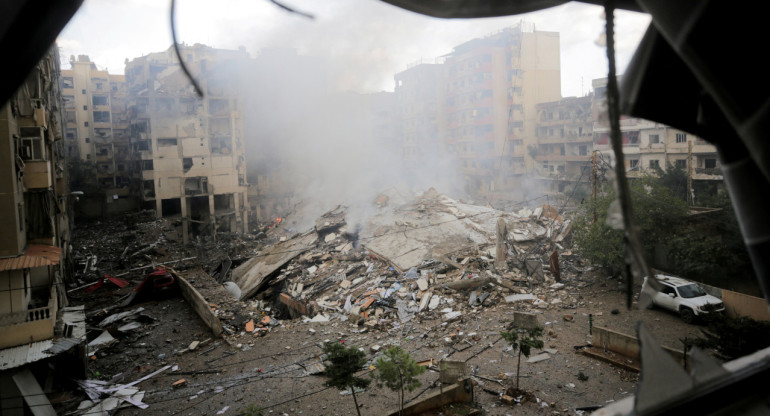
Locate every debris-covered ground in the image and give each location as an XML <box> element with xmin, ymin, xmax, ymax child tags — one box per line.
<box><xmin>61</xmin><ymin>190</ymin><xmax>704</xmax><ymax>416</ymax></box>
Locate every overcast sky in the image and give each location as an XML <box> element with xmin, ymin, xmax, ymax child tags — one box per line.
<box><xmin>58</xmin><ymin>0</ymin><xmax>651</xmax><ymax>98</ymax></box>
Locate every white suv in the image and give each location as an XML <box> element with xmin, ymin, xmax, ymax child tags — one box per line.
<box><xmin>641</xmin><ymin>274</ymin><xmax>725</xmax><ymax>323</ymax></box>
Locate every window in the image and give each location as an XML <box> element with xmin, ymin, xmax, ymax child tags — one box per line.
<box><xmin>629</xmin><ymin>159</ymin><xmax>639</xmax><ymax>168</ymax></box>
<box><xmin>93</xmin><ymin>111</ymin><xmax>110</xmax><ymax>122</ymax></box>
<box><xmin>84</xmin><ymin>121</ymin><xmax>89</xmax><ymax>127</ymax></box>
<box><xmin>83</xmin><ymin>105</ymin><xmax>87</xmax><ymax>110</ymax></box>
<box><xmin>661</xmin><ymin>285</ymin><xmax>676</xmax><ymax>296</ymax></box>
<box><xmin>675</xmin><ymin>159</ymin><xmax>687</xmax><ymax>169</ymax></box>
<box><xmin>20</xmin><ymin>127</ymin><xmax>44</xmax><ymax>160</ymax></box>
<box><xmin>676</xmin><ymin>133</ymin><xmax>687</xmax><ymax>143</ymax></box>
<box><xmin>93</xmin><ymin>96</ymin><xmax>108</xmax><ymax>106</ymax></box>
<box><xmin>62</xmin><ymin>77</ymin><xmax>74</xmax><ymax>89</ymax></box>
<box><xmin>82</xmin><ymin>89</ymin><xmax>86</xmax><ymax>94</ymax></box>
<box><xmin>649</xmin><ymin>134</ymin><xmax>660</xmax><ymax>144</ymax></box>
<box><xmin>579</xmin><ymin>145</ymin><xmax>588</xmax><ymax>156</ymax></box>
<box><xmin>85</xmin><ymin>138</ymin><xmax>90</xmax><ymax>143</ymax></box>
<box><xmin>649</xmin><ymin>159</ymin><xmax>660</xmax><ymax>169</ymax></box>
<box><xmin>705</xmin><ymin>159</ymin><xmax>717</xmax><ymax>169</ymax></box>
<box><xmin>158</xmin><ymin>138</ymin><xmax>178</xmax><ymax>146</ymax></box>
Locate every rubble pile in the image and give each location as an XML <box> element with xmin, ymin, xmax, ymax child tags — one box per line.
<box><xmin>224</xmin><ymin>189</ymin><xmax>590</xmax><ymax>343</ymax></box>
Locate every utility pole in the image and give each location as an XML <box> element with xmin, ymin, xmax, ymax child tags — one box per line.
<box><xmin>592</xmin><ymin>150</ymin><xmax>598</xmax><ymax>222</ymax></box>
<box><xmin>687</xmin><ymin>140</ymin><xmax>693</xmax><ymax>206</ymax></box>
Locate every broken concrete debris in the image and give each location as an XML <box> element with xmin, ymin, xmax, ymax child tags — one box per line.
<box><xmin>57</xmin><ymin>190</ymin><xmax>590</xmax><ymax>415</ymax></box>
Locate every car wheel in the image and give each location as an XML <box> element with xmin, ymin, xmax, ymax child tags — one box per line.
<box><xmin>680</xmin><ymin>308</ymin><xmax>695</xmax><ymax>324</ymax></box>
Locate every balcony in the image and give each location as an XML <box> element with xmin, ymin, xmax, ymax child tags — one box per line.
<box><xmin>0</xmin><ymin>285</ymin><xmax>58</xmax><ymax>349</ymax></box>
<box><xmin>694</xmin><ymin>167</ymin><xmax>724</xmax><ymax>180</ymax></box>
<box><xmin>23</xmin><ymin>160</ymin><xmax>53</xmax><ymax>189</ymax></box>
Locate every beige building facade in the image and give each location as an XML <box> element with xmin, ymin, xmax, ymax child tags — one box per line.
<box><xmin>442</xmin><ymin>23</ymin><xmax>561</xmax><ymax>201</ymax></box>
<box><xmin>61</xmin><ymin>56</ymin><xmax>133</xmax><ymax>216</ymax></box>
<box><xmin>126</xmin><ymin>44</ymin><xmax>250</xmax><ymax>242</ymax></box>
<box><xmin>0</xmin><ymin>46</ymin><xmax>70</xmax><ymax>350</ymax></box>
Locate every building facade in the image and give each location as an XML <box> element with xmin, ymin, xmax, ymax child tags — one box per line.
<box><xmin>0</xmin><ymin>46</ymin><xmax>70</xmax><ymax>351</ymax></box>
<box><xmin>591</xmin><ymin>77</ymin><xmax>723</xmax><ymax>202</ymax></box>
<box><xmin>126</xmin><ymin>44</ymin><xmax>250</xmax><ymax>242</ymax></box>
<box><xmin>442</xmin><ymin>23</ymin><xmax>561</xmax><ymax>201</ymax></box>
<box><xmin>61</xmin><ymin>56</ymin><xmax>134</xmax><ymax>216</ymax></box>
<box><xmin>533</xmin><ymin>95</ymin><xmax>594</xmax><ymax>196</ymax></box>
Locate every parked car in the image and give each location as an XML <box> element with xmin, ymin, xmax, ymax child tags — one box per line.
<box><xmin>641</xmin><ymin>274</ymin><xmax>725</xmax><ymax>323</ymax></box>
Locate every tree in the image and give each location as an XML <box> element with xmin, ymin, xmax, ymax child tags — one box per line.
<box><xmin>573</xmin><ymin>174</ymin><xmax>688</xmax><ymax>275</ymax></box>
<box><xmin>321</xmin><ymin>342</ymin><xmax>371</xmax><ymax>416</ymax></box>
<box><xmin>500</xmin><ymin>326</ymin><xmax>544</xmax><ymax>391</ymax></box>
<box><xmin>371</xmin><ymin>346</ymin><xmax>425</xmax><ymax>416</ymax></box>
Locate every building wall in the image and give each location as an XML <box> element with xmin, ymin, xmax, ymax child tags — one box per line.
<box><xmin>0</xmin><ymin>46</ymin><xmax>70</xmax><ymax>350</ymax></box>
<box><xmin>126</xmin><ymin>44</ymin><xmax>249</xmax><ymax>241</ymax></box>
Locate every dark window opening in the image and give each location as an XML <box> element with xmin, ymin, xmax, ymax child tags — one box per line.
<box><xmin>183</xmin><ymin>157</ymin><xmax>193</xmax><ymax>172</ymax></box>
<box><xmin>162</xmin><ymin>198</ymin><xmax>182</xmax><ymax>216</ymax></box>
<box><xmin>158</xmin><ymin>138</ymin><xmax>178</xmax><ymax>146</ymax></box>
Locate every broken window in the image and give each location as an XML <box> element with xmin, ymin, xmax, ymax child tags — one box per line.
<box><xmin>184</xmin><ymin>177</ymin><xmax>208</xmax><ymax>195</ymax></box>
<box><xmin>629</xmin><ymin>159</ymin><xmax>639</xmax><ymax>169</ymax></box>
<box><xmin>19</xmin><ymin>127</ymin><xmax>45</xmax><ymax>161</ymax></box>
<box><xmin>93</xmin><ymin>95</ymin><xmax>108</xmax><ymax>106</ymax></box>
<box><xmin>142</xmin><ymin>180</ymin><xmax>155</xmax><ymax>197</ymax></box>
<box><xmin>210</xmin><ymin>137</ymin><xmax>232</xmax><ymax>154</ymax></box>
<box><xmin>135</xmin><ymin>140</ymin><xmax>151</xmax><ymax>151</ymax></box>
<box><xmin>183</xmin><ymin>157</ymin><xmax>193</xmax><ymax>172</ymax></box>
<box><xmin>93</xmin><ymin>111</ymin><xmax>110</xmax><ymax>123</ymax></box>
<box><xmin>705</xmin><ymin>158</ymin><xmax>717</xmax><ymax>169</ymax></box>
<box><xmin>161</xmin><ymin>198</ymin><xmax>182</xmax><ymax>216</ymax></box>
<box><xmin>62</xmin><ymin>77</ymin><xmax>74</xmax><ymax>89</ymax></box>
<box><xmin>141</xmin><ymin>160</ymin><xmax>153</xmax><ymax>170</ymax></box>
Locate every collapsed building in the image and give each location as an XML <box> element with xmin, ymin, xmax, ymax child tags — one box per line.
<box><xmin>126</xmin><ymin>44</ymin><xmax>251</xmax><ymax>243</ymax></box>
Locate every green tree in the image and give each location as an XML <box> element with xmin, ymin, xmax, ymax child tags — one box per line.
<box><xmin>321</xmin><ymin>342</ymin><xmax>371</xmax><ymax>416</ymax></box>
<box><xmin>573</xmin><ymin>174</ymin><xmax>688</xmax><ymax>275</ymax></box>
<box><xmin>371</xmin><ymin>346</ymin><xmax>425</xmax><ymax>416</ymax></box>
<box><xmin>500</xmin><ymin>326</ymin><xmax>544</xmax><ymax>391</ymax></box>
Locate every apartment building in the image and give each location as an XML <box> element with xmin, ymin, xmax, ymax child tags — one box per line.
<box><xmin>126</xmin><ymin>44</ymin><xmax>250</xmax><ymax>243</ymax></box>
<box><xmin>533</xmin><ymin>95</ymin><xmax>594</xmax><ymax>195</ymax></box>
<box><xmin>442</xmin><ymin>23</ymin><xmax>561</xmax><ymax>201</ymax></box>
<box><xmin>591</xmin><ymin>78</ymin><xmax>722</xmax><ymax>199</ymax></box>
<box><xmin>0</xmin><ymin>46</ymin><xmax>86</xmax><ymax>415</ymax></box>
<box><xmin>394</xmin><ymin>61</ymin><xmax>445</xmax><ymax>172</ymax></box>
<box><xmin>61</xmin><ymin>56</ymin><xmax>133</xmax><ymax>216</ymax></box>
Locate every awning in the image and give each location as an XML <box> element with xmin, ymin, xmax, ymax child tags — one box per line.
<box><xmin>0</xmin><ymin>244</ymin><xmax>61</xmax><ymax>272</ymax></box>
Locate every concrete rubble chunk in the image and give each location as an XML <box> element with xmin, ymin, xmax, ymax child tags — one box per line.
<box><xmin>505</xmin><ymin>293</ymin><xmax>535</xmax><ymax>303</ymax></box>
<box><xmin>324</xmin><ymin>233</ymin><xmax>337</xmax><ymax>243</ymax></box>
<box><xmin>340</xmin><ymin>279</ymin><xmax>351</xmax><ymax>289</ymax></box>
<box><xmin>429</xmin><ymin>295</ymin><xmax>441</xmax><ymax>310</ymax></box>
<box><xmin>443</xmin><ymin>311</ymin><xmax>462</xmax><ymax>322</ymax></box>
<box><xmin>550</xmin><ymin>283</ymin><xmax>565</xmax><ymax>289</ymax></box>
<box><xmin>526</xmin><ymin>353</ymin><xmax>552</xmax><ymax>363</ymax></box>
<box><xmin>416</xmin><ymin>278</ymin><xmax>429</xmax><ymax>291</ymax></box>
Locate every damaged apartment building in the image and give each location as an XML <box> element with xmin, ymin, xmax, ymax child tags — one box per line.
<box><xmin>1</xmin><ymin>46</ymin><xmax>85</xmax><ymax>415</ymax></box>
<box><xmin>61</xmin><ymin>55</ymin><xmax>133</xmax><ymax>217</ymax></box>
<box><xmin>126</xmin><ymin>44</ymin><xmax>250</xmax><ymax>242</ymax></box>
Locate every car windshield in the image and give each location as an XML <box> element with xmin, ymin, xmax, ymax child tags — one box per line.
<box><xmin>677</xmin><ymin>284</ymin><xmax>707</xmax><ymax>298</ymax></box>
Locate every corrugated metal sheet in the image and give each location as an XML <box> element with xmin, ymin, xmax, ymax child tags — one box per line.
<box><xmin>0</xmin><ymin>340</ymin><xmax>55</xmax><ymax>370</ymax></box>
<box><xmin>0</xmin><ymin>305</ymin><xmax>86</xmax><ymax>370</ymax></box>
<box><xmin>0</xmin><ymin>244</ymin><xmax>61</xmax><ymax>272</ymax></box>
